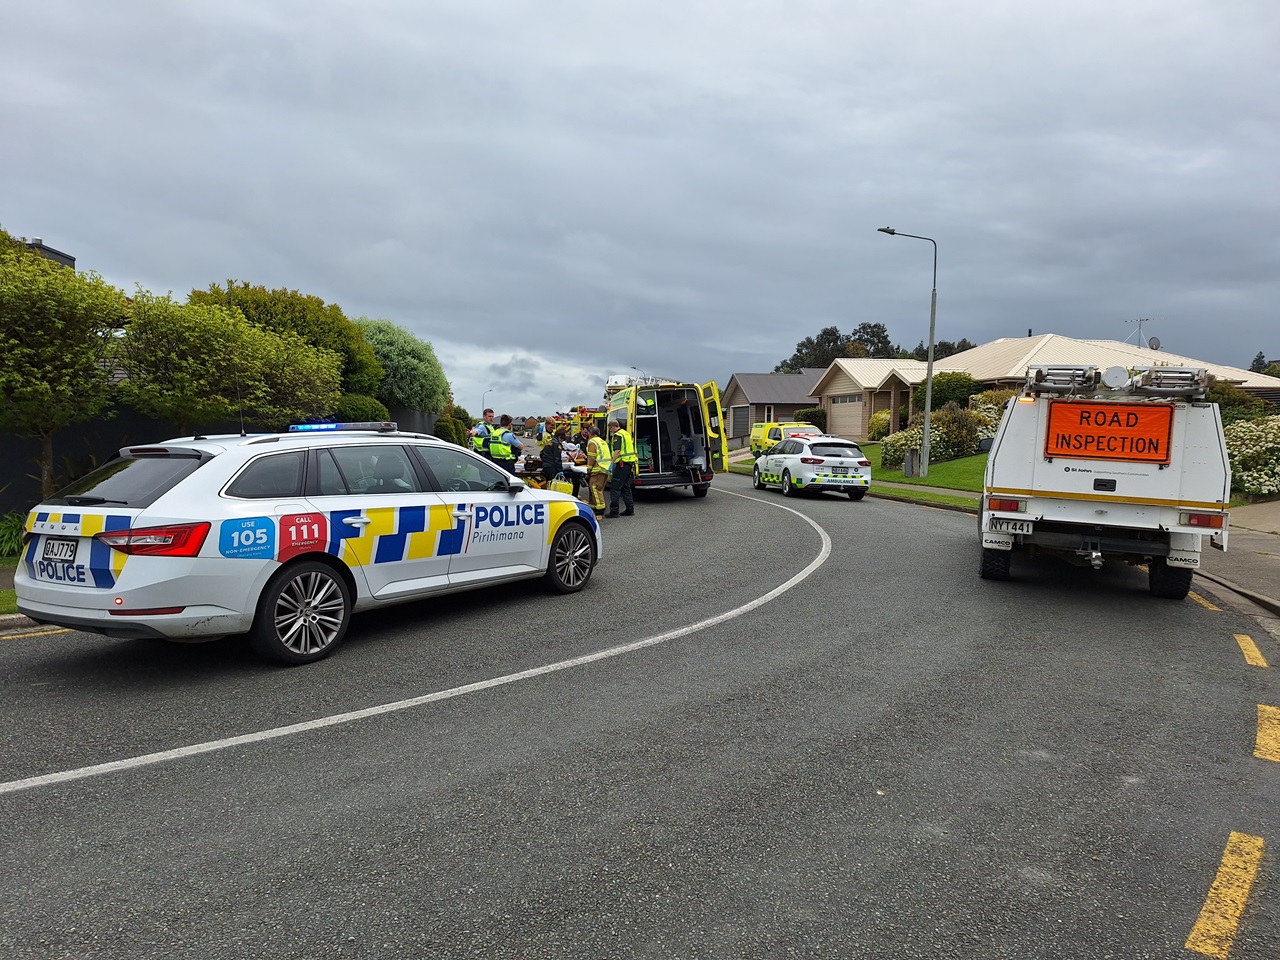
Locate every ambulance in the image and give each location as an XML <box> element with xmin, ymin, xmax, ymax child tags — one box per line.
<box><xmin>980</xmin><ymin>365</ymin><xmax>1230</xmax><ymax>600</ymax></box>
<box><xmin>603</xmin><ymin>377</ymin><xmax>727</xmax><ymax>498</ymax></box>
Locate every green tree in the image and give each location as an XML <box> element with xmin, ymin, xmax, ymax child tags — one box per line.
<box><xmin>850</xmin><ymin>322</ymin><xmax>894</xmax><ymax>358</ymax></box>
<box><xmin>115</xmin><ymin>291</ymin><xmax>342</xmax><ymax>433</ymax></box>
<box><xmin>1265</xmin><ymin>363</ymin><xmax>1280</xmax><ymax>378</ymax></box>
<box><xmin>911</xmin><ymin>371</ymin><xmax>984</xmax><ymax>412</ymax></box>
<box><xmin>1249</xmin><ymin>351</ymin><xmax>1268</xmax><ymax>373</ymax></box>
<box><xmin>0</xmin><ymin>236</ymin><xmax>128</xmax><ymax>494</ymax></box>
<box><xmin>190</xmin><ymin>281</ymin><xmax>382</xmax><ymax>396</ymax></box>
<box><xmin>114</xmin><ymin>292</ymin><xmax>251</xmax><ymax>433</ymax></box>
<box><xmin>774</xmin><ymin>326</ymin><xmax>855</xmax><ymax>372</ymax></box>
<box><xmin>353</xmin><ymin>317</ymin><xmax>450</xmax><ymax>413</ymax></box>
<box><xmin>1207</xmin><ymin>380</ymin><xmax>1272</xmax><ymax>427</ymax></box>
<box><xmin>246</xmin><ymin>326</ymin><xmax>344</xmax><ymax>429</ymax></box>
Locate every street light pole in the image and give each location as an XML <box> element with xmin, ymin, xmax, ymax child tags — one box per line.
<box><xmin>630</xmin><ymin>365</ymin><xmax>647</xmax><ymax>380</ymax></box>
<box><xmin>481</xmin><ymin>386</ymin><xmax>494</xmax><ymax>413</ymax></box>
<box><xmin>877</xmin><ymin>226</ymin><xmax>937</xmax><ymax>478</ymax></box>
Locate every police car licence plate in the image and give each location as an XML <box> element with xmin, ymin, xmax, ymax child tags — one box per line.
<box><xmin>42</xmin><ymin>537</ymin><xmax>78</xmax><ymax>562</ymax></box>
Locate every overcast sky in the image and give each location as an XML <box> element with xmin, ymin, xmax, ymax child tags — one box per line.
<box><xmin>4</xmin><ymin>1</ymin><xmax>1277</xmax><ymax>418</ymax></box>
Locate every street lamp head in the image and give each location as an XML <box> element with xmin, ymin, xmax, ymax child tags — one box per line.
<box><xmin>877</xmin><ymin>227</ymin><xmax>896</xmax><ymax>235</ymax></box>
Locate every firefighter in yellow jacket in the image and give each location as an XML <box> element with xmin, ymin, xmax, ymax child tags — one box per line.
<box><xmin>581</xmin><ymin>424</ymin><xmax>612</xmax><ymax>517</ymax></box>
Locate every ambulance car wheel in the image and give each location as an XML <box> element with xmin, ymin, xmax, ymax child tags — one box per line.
<box><xmin>693</xmin><ymin>483</ymin><xmax>710</xmax><ymax>498</ymax></box>
<box><xmin>848</xmin><ymin>488</ymin><xmax>867</xmax><ymax>501</ymax></box>
<box><xmin>781</xmin><ymin>470</ymin><xmax>796</xmax><ymax>497</ymax></box>
<box><xmin>979</xmin><ymin>547</ymin><xmax>1011</xmax><ymax>581</ymax></box>
<box><xmin>250</xmin><ymin>561</ymin><xmax>352</xmax><ymax>665</ymax></box>
<box><xmin>545</xmin><ymin>522</ymin><xmax>596</xmax><ymax>594</ymax></box>
<box><xmin>752</xmin><ymin>467</ymin><xmax>766</xmax><ymax>490</ymax></box>
<box><xmin>1147</xmin><ymin>557</ymin><xmax>1193</xmax><ymax>600</ymax></box>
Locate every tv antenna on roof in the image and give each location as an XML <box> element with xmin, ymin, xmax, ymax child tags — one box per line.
<box><xmin>1123</xmin><ymin>318</ymin><xmax>1153</xmax><ymax>349</ymax></box>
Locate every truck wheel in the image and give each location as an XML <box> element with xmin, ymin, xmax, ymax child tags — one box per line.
<box><xmin>979</xmin><ymin>548</ymin><xmax>1011</xmax><ymax>581</ymax></box>
<box><xmin>1148</xmin><ymin>558</ymin><xmax>1193</xmax><ymax>600</ymax></box>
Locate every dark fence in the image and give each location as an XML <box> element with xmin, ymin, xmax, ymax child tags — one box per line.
<box><xmin>0</xmin><ymin>406</ymin><xmax>437</xmax><ymax>516</ymax></box>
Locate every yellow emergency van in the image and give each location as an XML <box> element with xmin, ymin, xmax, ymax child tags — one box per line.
<box><xmin>749</xmin><ymin>421</ymin><xmax>821</xmax><ymax>458</ymax></box>
<box><xmin>604</xmin><ymin>378</ymin><xmax>727</xmax><ymax>498</ymax></box>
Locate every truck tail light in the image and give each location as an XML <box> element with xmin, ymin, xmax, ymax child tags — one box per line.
<box><xmin>1181</xmin><ymin>512</ymin><xmax>1225</xmax><ymax>529</ymax></box>
<box><xmin>95</xmin><ymin>522</ymin><xmax>211</xmax><ymax>557</ymax></box>
<box><xmin>987</xmin><ymin>497</ymin><xmax>1024</xmax><ymax>513</ymax></box>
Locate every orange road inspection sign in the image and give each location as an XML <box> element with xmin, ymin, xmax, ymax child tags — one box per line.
<box><xmin>1046</xmin><ymin>401</ymin><xmax>1173</xmax><ymax>464</ymax></box>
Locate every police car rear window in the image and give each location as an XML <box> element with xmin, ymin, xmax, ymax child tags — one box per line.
<box><xmin>46</xmin><ymin>455</ymin><xmax>204</xmax><ymax>508</ymax></box>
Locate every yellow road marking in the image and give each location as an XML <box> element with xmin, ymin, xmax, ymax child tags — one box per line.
<box><xmin>1234</xmin><ymin>634</ymin><xmax>1269</xmax><ymax>669</ymax></box>
<box><xmin>1</xmin><ymin>628</ymin><xmax>71</xmax><ymax>640</ymax></box>
<box><xmin>1188</xmin><ymin>591</ymin><xmax>1220</xmax><ymax>611</ymax></box>
<box><xmin>1256</xmin><ymin>704</ymin><xmax>1280</xmax><ymax>762</ymax></box>
<box><xmin>1185</xmin><ymin>832</ymin><xmax>1265</xmax><ymax>959</ymax></box>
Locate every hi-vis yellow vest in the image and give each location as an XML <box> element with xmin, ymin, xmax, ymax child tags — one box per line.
<box><xmin>612</xmin><ymin>427</ymin><xmax>638</xmax><ymax>465</ymax></box>
<box><xmin>588</xmin><ymin>436</ymin><xmax>612</xmax><ymax>473</ymax></box>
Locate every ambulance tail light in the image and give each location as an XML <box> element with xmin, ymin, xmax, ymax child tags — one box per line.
<box><xmin>987</xmin><ymin>497</ymin><xmax>1025</xmax><ymax>513</ymax></box>
<box><xmin>95</xmin><ymin>522</ymin><xmax>211</xmax><ymax>557</ymax></box>
<box><xmin>1181</xmin><ymin>512</ymin><xmax>1225</xmax><ymax>529</ymax></box>
<box><xmin>800</xmin><ymin>457</ymin><xmax>823</xmax><ymax>464</ymax></box>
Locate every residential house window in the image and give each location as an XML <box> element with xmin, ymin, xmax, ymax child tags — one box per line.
<box><xmin>830</xmin><ymin>395</ymin><xmax>864</xmax><ymax>404</ymax></box>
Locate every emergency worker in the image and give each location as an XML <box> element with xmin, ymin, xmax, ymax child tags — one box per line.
<box><xmin>469</xmin><ymin>408</ymin><xmax>497</xmax><ymax>458</ymax></box>
<box><xmin>582</xmin><ymin>424</ymin><xmax>612</xmax><ymax>517</ymax></box>
<box><xmin>606</xmin><ymin>418</ymin><xmax>637</xmax><ymax>517</ymax></box>
<box><xmin>488</xmin><ymin>414</ymin><xmax>523</xmax><ymax>474</ymax></box>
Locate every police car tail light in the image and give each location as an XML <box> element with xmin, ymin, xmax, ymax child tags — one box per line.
<box><xmin>1181</xmin><ymin>512</ymin><xmax>1225</xmax><ymax>529</ymax></box>
<box><xmin>987</xmin><ymin>497</ymin><xmax>1024</xmax><ymax>513</ymax></box>
<box><xmin>95</xmin><ymin>522</ymin><xmax>211</xmax><ymax>557</ymax></box>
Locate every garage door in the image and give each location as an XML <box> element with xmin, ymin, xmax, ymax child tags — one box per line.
<box><xmin>730</xmin><ymin>405</ymin><xmax>751</xmax><ymax>441</ymax></box>
<box><xmin>827</xmin><ymin>399</ymin><xmax>864</xmax><ymax>439</ymax></box>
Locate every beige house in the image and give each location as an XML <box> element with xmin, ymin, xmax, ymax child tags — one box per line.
<box><xmin>809</xmin><ymin>334</ymin><xmax>1280</xmax><ymax>441</ymax></box>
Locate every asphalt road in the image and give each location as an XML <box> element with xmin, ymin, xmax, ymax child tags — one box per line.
<box><xmin>2</xmin><ymin>474</ymin><xmax>1277</xmax><ymax>959</ymax></box>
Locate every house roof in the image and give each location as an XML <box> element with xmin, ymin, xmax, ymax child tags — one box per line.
<box><xmin>725</xmin><ymin>368</ymin><xmax>825</xmax><ymax>404</ymax></box>
<box><xmin>935</xmin><ymin>334</ymin><xmax>1280</xmax><ymax>389</ymax></box>
<box><xmin>815</xmin><ymin>359</ymin><xmax>931</xmax><ymax>393</ymax></box>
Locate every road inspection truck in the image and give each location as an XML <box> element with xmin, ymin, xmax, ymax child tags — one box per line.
<box><xmin>980</xmin><ymin>364</ymin><xmax>1230</xmax><ymax>599</ymax></box>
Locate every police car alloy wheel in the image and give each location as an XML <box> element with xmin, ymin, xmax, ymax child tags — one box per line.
<box><xmin>250</xmin><ymin>560</ymin><xmax>352</xmax><ymax>664</ymax></box>
<box><xmin>545</xmin><ymin>523</ymin><xmax>595</xmax><ymax>593</ymax></box>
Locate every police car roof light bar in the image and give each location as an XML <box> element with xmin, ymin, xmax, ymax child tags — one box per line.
<box><xmin>288</xmin><ymin>421</ymin><xmax>399</xmax><ymax>433</ymax></box>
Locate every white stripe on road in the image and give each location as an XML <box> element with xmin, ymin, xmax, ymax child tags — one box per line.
<box><xmin>0</xmin><ymin>491</ymin><xmax>829</xmax><ymax>796</ymax></box>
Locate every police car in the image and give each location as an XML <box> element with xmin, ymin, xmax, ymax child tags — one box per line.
<box><xmin>752</xmin><ymin>434</ymin><xmax>872</xmax><ymax>500</ymax></box>
<box><xmin>15</xmin><ymin>423</ymin><xmax>602</xmax><ymax>664</ymax></box>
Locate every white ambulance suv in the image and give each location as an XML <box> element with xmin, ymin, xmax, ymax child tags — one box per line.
<box><xmin>16</xmin><ymin>423</ymin><xmax>603</xmax><ymax>664</ymax></box>
<box><xmin>980</xmin><ymin>365</ymin><xmax>1230</xmax><ymax>600</ymax></box>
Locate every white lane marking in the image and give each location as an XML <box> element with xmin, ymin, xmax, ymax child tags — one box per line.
<box><xmin>0</xmin><ymin>491</ymin><xmax>829</xmax><ymax>796</ymax></box>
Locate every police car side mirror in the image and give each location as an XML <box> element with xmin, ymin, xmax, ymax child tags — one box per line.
<box><xmin>506</xmin><ymin>477</ymin><xmax>526</xmax><ymax>493</ymax></box>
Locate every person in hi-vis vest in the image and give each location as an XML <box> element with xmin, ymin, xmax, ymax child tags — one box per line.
<box><xmin>606</xmin><ymin>418</ymin><xmax>638</xmax><ymax>517</ymax></box>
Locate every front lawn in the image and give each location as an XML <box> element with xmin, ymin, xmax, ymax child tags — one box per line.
<box><xmin>860</xmin><ymin>443</ymin><xmax>987</xmax><ymax>492</ymax></box>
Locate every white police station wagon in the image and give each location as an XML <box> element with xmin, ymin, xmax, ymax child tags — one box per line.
<box><xmin>16</xmin><ymin>423</ymin><xmax>602</xmax><ymax>664</ymax></box>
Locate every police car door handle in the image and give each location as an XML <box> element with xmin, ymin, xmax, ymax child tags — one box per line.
<box><xmin>343</xmin><ymin>516</ymin><xmax>371</xmax><ymax>527</ymax></box>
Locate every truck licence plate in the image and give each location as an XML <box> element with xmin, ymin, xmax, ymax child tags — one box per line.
<box><xmin>42</xmin><ymin>537</ymin><xmax>78</xmax><ymax>562</ymax></box>
<box><xmin>990</xmin><ymin>519</ymin><xmax>1033</xmax><ymax>535</ymax></box>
